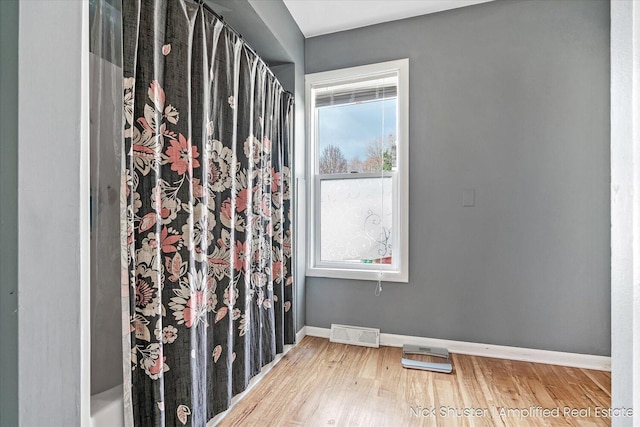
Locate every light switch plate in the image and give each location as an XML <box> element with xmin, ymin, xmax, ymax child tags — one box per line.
<box><xmin>463</xmin><ymin>188</ymin><xmax>475</xmax><ymax>207</ymax></box>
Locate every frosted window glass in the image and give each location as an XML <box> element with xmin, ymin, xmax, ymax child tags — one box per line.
<box><xmin>320</xmin><ymin>177</ymin><xmax>393</xmax><ymax>263</ymax></box>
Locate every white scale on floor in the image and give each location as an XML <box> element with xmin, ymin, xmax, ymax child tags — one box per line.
<box><xmin>401</xmin><ymin>344</ymin><xmax>453</xmax><ymax>373</ymax></box>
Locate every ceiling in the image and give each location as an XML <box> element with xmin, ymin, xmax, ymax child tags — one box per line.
<box><xmin>283</xmin><ymin>0</ymin><xmax>495</xmax><ymax>38</ymax></box>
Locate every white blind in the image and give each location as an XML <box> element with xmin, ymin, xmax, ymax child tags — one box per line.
<box><xmin>314</xmin><ymin>73</ymin><xmax>397</xmax><ymax>108</ymax></box>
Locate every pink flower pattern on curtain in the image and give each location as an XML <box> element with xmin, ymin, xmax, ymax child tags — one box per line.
<box><xmin>121</xmin><ymin>1</ymin><xmax>295</xmax><ymax>425</ymax></box>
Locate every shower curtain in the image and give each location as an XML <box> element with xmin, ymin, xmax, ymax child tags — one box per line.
<box><xmin>121</xmin><ymin>1</ymin><xmax>295</xmax><ymax>425</ymax></box>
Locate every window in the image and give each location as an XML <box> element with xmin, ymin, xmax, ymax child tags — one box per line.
<box><xmin>306</xmin><ymin>59</ymin><xmax>409</xmax><ymax>282</ymax></box>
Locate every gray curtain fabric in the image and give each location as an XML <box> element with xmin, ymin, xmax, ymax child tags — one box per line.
<box><xmin>121</xmin><ymin>1</ymin><xmax>295</xmax><ymax>425</ymax></box>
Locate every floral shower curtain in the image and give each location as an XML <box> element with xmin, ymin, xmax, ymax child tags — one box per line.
<box><xmin>120</xmin><ymin>1</ymin><xmax>295</xmax><ymax>425</ymax></box>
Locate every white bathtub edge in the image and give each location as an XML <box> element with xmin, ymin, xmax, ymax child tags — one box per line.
<box><xmin>90</xmin><ymin>385</ymin><xmax>124</xmax><ymax>427</ymax></box>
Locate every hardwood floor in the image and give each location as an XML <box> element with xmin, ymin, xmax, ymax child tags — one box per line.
<box><xmin>219</xmin><ymin>336</ymin><xmax>611</xmax><ymax>426</ymax></box>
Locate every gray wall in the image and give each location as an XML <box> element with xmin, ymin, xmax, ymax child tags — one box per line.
<box><xmin>18</xmin><ymin>1</ymin><xmax>90</xmax><ymax>425</ymax></box>
<box><xmin>0</xmin><ymin>0</ymin><xmax>19</xmax><ymax>425</ymax></box>
<box><xmin>305</xmin><ymin>0</ymin><xmax>611</xmax><ymax>356</ymax></box>
<box><xmin>89</xmin><ymin>53</ymin><xmax>124</xmax><ymax>395</ymax></box>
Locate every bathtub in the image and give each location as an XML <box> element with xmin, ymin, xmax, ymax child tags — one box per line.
<box><xmin>91</xmin><ymin>384</ymin><xmax>124</xmax><ymax>427</ymax></box>
<box><xmin>89</xmin><ymin>346</ymin><xmax>292</xmax><ymax>426</ymax></box>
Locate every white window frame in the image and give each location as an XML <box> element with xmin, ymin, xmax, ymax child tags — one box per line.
<box><xmin>305</xmin><ymin>59</ymin><xmax>409</xmax><ymax>283</ymax></box>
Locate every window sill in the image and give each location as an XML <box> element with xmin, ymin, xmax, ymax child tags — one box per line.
<box><xmin>306</xmin><ymin>266</ymin><xmax>408</xmax><ymax>283</ymax></box>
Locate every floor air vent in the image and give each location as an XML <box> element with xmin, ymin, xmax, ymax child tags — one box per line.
<box><xmin>330</xmin><ymin>324</ymin><xmax>380</xmax><ymax>348</ymax></box>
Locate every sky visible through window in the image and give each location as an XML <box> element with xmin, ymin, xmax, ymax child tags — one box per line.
<box><xmin>318</xmin><ymin>99</ymin><xmax>396</xmax><ymax>165</ymax></box>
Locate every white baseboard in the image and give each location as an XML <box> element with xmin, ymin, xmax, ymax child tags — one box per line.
<box><xmin>303</xmin><ymin>326</ymin><xmax>610</xmax><ymax>372</ymax></box>
<box><xmin>296</xmin><ymin>325</ymin><xmax>307</xmax><ymax>344</ymax></box>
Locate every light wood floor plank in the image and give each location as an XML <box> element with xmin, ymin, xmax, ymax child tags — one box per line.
<box><xmin>219</xmin><ymin>337</ymin><xmax>611</xmax><ymax>426</ymax></box>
